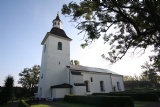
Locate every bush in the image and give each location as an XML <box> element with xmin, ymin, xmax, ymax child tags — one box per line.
<box><xmin>18</xmin><ymin>100</ymin><xmax>30</xmax><ymax>107</ymax></box>
<box><xmin>146</xmin><ymin>90</ymin><xmax>160</xmax><ymax>97</ymax></box>
<box><xmin>64</xmin><ymin>95</ymin><xmax>134</xmax><ymax>107</ymax></box>
<box><xmin>93</xmin><ymin>93</ymin><xmax>159</xmax><ymax>102</ymax></box>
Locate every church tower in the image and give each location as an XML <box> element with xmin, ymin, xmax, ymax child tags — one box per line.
<box><xmin>38</xmin><ymin>13</ymin><xmax>72</xmax><ymax>99</ymax></box>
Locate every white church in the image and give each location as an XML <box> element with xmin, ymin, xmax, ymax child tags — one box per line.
<box><xmin>37</xmin><ymin>14</ymin><xmax>125</xmax><ymax>100</ymax></box>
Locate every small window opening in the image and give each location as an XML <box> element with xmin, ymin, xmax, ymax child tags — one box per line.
<box><xmin>44</xmin><ymin>44</ymin><xmax>46</xmax><ymax>53</ymax></box>
<box><xmin>41</xmin><ymin>74</ymin><xmax>43</xmax><ymax>79</ymax></box>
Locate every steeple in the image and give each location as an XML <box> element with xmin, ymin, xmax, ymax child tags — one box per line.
<box><xmin>52</xmin><ymin>12</ymin><xmax>62</xmax><ymax>29</ymax></box>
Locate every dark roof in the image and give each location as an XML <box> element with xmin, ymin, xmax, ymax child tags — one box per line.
<box><xmin>50</xmin><ymin>27</ymin><xmax>72</xmax><ymax>40</ymax></box>
<box><xmin>51</xmin><ymin>83</ymin><xmax>72</xmax><ymax>89</ymax></box>
<box><xmin>71</xmin><ymin>71</ymin><xmax>82</xmax><ymax>75</ymax></box>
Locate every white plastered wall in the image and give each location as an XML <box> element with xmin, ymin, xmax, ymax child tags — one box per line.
<box><xmin>111</xmin><ymin>75</ymin><xmax>125</xmax><ymax>91</ymax></box>
<box><xmin>38</xmin><ymin>33</ymin><xmax>71</xmax><ymax>98</ymax></box>
<box><xmin>51</xmin><ymin>88</ymin><xmax>70</xmax><ymax>99</ymax></box>
<box><xmin>82</xmin><ymin>72</ymin><xmax>113</xmax><ymax>94</ymax></box>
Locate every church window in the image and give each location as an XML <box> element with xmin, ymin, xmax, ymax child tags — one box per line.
<box><xmin>44</xmin><ymin>44</ymin><xmax>46</xmax><ymax>53</ymax></box>
<box><xmin>90</xmin><ymin>77</ymin><xmax>93</xmax><ymax>82</ymax></box>
<box><xmin>117</xmin><ymin>82</ymin><xmax>121</xmax><ymax>91</ymax></box>
<box><xmin>58</xmin><ymin>42</ymin><xmax>62</xmax><ymax>50</ymax></box>
<box><xmin>54</xmin><ymin>22</ymin><xmax>56</xmax><ymax>25</ymax></box>
<box><xmin>84</xmin><ymin>80</ymin><xmax>90</xmax><ymax>92</ymax></box>
<box><xmin>59</xmin><ymin>61</ymin><xmax>60</xmax><ymax>65</ymax></box>
<box><xmin>58</xmin><ymin>22</ymin><xmax>59</xmax><ymax>25</ymax></box>
<box><xmin>100</xmin><ymin>81</ymin><xmax>105</xmax><ymax>91</ymax></box>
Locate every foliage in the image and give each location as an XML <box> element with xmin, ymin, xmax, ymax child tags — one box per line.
<box><xmin>0</xmin><ymin>75</ymin><xmax>14</xmax><ymax>104</ymax></box>
<box><xmin>141</xmin><ymin>61</ymin><xmax>160</xmax><ymax>83</ymax></box>
<box><xmin>18</xmin><ymin>65</ymin><xmax>40</xmax><ymax>96</ymax></box>
<box><xmin>70</xmin><ymin>60</ymin><xmax>80</xmax><ymax>65</ymax></box>
<box><xmin>62</xmin><ymin>0</ymin><xmax>160</xmax><ymax>64</ymax></box>
<box><xmin>64</xmin><ymin>95</ymin><xmax>134</xmax><ymax>107</ymax></box>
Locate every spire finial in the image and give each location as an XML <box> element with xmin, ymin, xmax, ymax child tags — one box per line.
<box><xmin>57</xmin><ymin>11</ymin><xmax>59</xmax><ymax>15</ymax></box>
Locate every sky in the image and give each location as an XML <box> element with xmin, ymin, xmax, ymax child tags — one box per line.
<box><xmin>0</xmin><ymin>0</ymin><xmax>151</xmax><ymax>86</ymax></box>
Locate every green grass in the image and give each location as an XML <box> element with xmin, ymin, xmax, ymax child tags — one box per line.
<box><xmin>20</xmin><ymin>101</ymin><xmax>159</xmax><ymax>107</ymax></box>
<box><xmin>31</xmin><ymin>101</ymin><xmax>99</xmax><ymax>107</ymax></box>
<box><xmin>1</xmin><ymin>100</ymin><xmax>157</xmax><ymax>107</ymax></box>
<box><xmin>31</xmin><ymin>104</ymin><xmax>55</xmax><ymax>107</ymax></box>
<box><xmin>0</xmin><ymin>100</ymin><xmax>20</xmax><ymax>107</ymax></box>
<box><xmin>134</xmin><ymin>101</ymin><xmax>156</xmax><ymax>107</ymax></box>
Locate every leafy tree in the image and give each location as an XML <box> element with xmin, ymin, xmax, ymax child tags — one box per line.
<box><xmin>1</xmin><ymin>75</ymin><xmax>14</xmax><ymax>104</ymax></box>
<box><xmin>61</xmin><ymin>0</ymin><xmax>160</xmax><ymax>64</ymax></box>
<box><xmin>18</xmin><ymin>65</ymin><xmax>40</xmax><ymax>96</ymax></box>
<box><xmin>141</xmin><ymin>62</ymin><xmax>158</xmax><ymax>83</ymax></box>
<box><xmin>70</xmin><ymin>60</ymin><xmax>80</xmax><ymax>65</ymax></box>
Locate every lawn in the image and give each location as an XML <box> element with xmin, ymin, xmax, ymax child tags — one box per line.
<box><xmin>134</xmin><ymin>101</ymin><xmax>155</xmax><ymax>107</ymax></box>
<box><xmin>0</xmin><ymin>100</ymin><xmax>158</xmax><ymax>107</ymax></box>
<box><xmin>31</xmin><ymin>104</ymin><xmax>55</xmax><ymax>107</ymax></box>
<box><xmin>0</xmin><ymin>101</ymin><xmax>19</xmax><ymax>107</ymax></box>
<box><xmin>30</xmin><ymin>101</ymin><xmax>157</xmax><ymax>107</ymax></box>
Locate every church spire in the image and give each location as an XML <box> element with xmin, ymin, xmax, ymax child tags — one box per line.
<box><xmin>52</xmin><ymin>12</ymin><xmax>62</xmax><ymax>29</ymax></box>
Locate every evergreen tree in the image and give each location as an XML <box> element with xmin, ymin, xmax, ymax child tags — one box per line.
<box><xmin>1</xmin><ymin>75</ymin><xmax>14</xmax><ymax>104</ymax></box>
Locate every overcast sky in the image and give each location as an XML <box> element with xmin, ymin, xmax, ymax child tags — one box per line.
<box><xmin>0</xmin><ymin>0</ymin><xmax>151</xmax><ymax>86</ymax></box>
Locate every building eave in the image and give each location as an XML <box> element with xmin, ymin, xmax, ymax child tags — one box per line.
<box><xmin>41</xmin><ymin>32</ymin><xmax>72</xmax><ymax>45</ymax></box>
<box><xmin>50</xmin><ymin>83</ymin><xmax>72</xmax><ymax>89</ymax></box>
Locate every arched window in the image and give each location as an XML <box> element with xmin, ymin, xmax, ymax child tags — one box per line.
<box><xmin>117</xmin><ymin>82</ymin><xmax>121</xmax><ymax>91</ymax></box>
<box><xmin>58</xmin><ymin>42</ymin><xmax>62</xmax><ymax>50</ymax></box>
<box><xmin>84</xmin><ymin>80</ymin><xmax>90</xmax><ymax>92</ymax></box>
<box><xmin>100</xmin><ymin>81</ymin><xmax>105</xmax><ymax>91</ymax></box>
<box><xmin>90</xmin><ymin>77</ymin><xmax>93</xmax><ymax>82</ymax></box>
<box><xmin>54</xmin><ymin>22</ymin><xmax>56</xmax><ymax>25</ymax></box>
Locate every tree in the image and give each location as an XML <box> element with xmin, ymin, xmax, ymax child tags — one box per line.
<box><xmin>61</xmin><ymin>0</ymin><xmax>160</xmax><ymax>64</ymax></box>
<box><xmin>1</xmin><ymin>75</ymin><xmax>14</xmax><ymax>104</ymax></box>
<box><xmin>18</xmin><ymin>65</ymin><xmax>40</xmax><ymax>96</ymax></box>
<box><xmin>141</xmin><ymin>62</ymin><xmax>159</xmax><ymax>83</ymax></box>
<box><xmin>70</xmin><ymin>60</ymin><xmax>80</xmax><ymax>65</ymax></box>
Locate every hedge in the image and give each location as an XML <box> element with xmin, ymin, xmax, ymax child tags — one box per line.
<box><xmin>93</xmin><ymin>93</ymin><xmax>159</xmax><ymax>102</ymax></box>
<box><xmin>64</xmin><ymin>95</ymin><xmax>134</xmax><ymax>107</ymax></box>
<box><xmin>18</xmin><ymin>100</ymin><xmax>30</xmax><ymax>107</ymax></box>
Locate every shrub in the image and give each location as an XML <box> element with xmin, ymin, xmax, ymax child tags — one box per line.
<box><xmin>64</xmin><ymin>95</ymin><xmax>134</xmax><ymax>107</ymax></box>
<box><xmin>146</xmin><ymin>90</ymin><xmax>160</xmax><ymax>97</ymax></box>
<box><xmin>18</xmin><ymin>100</ymin><xmax>30</xmax><ymax>107</ymax></box>
<box><xmin>93</xmin><ymin>93</ymin><xmax>159</xmax><ymax>102</ymax></box>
